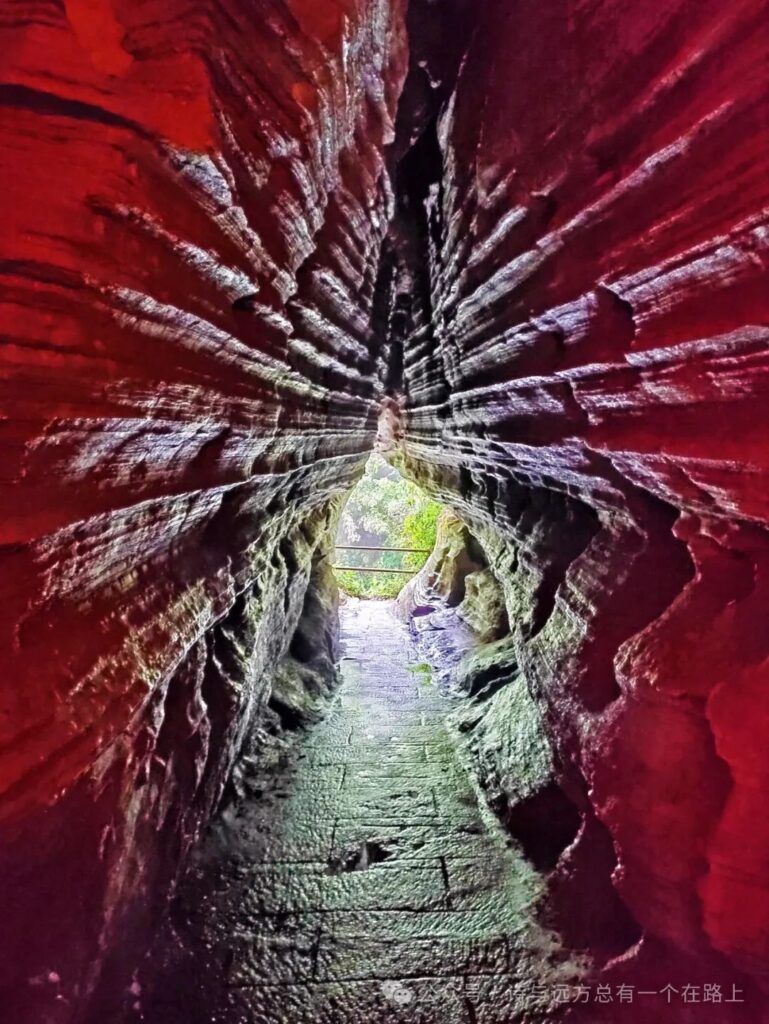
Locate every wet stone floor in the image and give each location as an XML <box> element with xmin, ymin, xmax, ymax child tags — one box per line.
<box><xmin>143</xmin><ymin>602</ymin><xmax>581</xmax><ymax>1023</ymax></box>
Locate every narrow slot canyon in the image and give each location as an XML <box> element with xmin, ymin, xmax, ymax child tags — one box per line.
<box><xmin>1</xmin><ymin>1</ymin><xmax>769</xmax><ymax>1022</ymax></box>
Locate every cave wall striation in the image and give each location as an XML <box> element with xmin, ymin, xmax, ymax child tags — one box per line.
<box><xmin>393</xmin><ymin>0</ymin><xmax>769</xmax><ymax>999</ymax></box>
<box><xmin>0</xmin><ymin>1</ymin><xmax>406</xmax><ymax>1019</ymax></box>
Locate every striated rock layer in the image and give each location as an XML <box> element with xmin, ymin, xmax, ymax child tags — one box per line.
<box><xmin>393</xmin><ymin>0</ymin><xmax>769</xmax><ymax>1009</ymax></box>
<box><xmin>2</xmin><ymin>0</ymin><xmax>769</xmax><ymax>1020</ymax></box>
<box><xmin>0</xmin><ymin>1</ymin><xmax>406</xmax><ymax>1020</ymax></box>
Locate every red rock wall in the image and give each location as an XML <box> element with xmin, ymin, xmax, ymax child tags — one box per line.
<box><xmin>397</xmin><ymin>0</ymin><xmax>769</xmax><ymax>1003</ymax></box>
<box><xmin>0</xmin><ymin>2</ymin><xmax>406</xmax><ymax>1019</ymax></box>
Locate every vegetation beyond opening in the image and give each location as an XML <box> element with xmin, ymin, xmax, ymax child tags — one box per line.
<box><xmin>334</xmin><ymin>454</ymin><xmax>441</xmax><ymax>598</ymax></box>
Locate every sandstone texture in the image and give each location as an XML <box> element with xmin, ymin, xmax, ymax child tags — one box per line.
<box><xmin>0</xmin><ymin>2</ymin><xmax>406</xmax><ymax>1018</ymax></box>
<box><xmin>2</xmin><ymin>0</ymin><xmax>769</xmax><ymax>1020</ymax></box>
<box><xmin>393</xmin><ymin>0</ymin><xmax>769</xmax><ymax>1005</ymax></box>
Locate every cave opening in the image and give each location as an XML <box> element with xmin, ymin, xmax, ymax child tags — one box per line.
<box><xmin>332</xmin><ymin>452</ymin><xmax>442</xmax><ymax>598</ymax></box>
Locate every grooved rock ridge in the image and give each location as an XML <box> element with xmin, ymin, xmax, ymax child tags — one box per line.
<box><xmin>394</xmin><ymin>0</ymin><xmax>769</xmax><ymax>1006</ymax></box>
<box><xmin>0</xmin><ymin>1</ymin><xmax>406</xmax><ymax>1018</ymax></box>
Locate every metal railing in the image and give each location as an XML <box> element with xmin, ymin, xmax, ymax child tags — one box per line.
<box><xmin>333</xmin><ymin>544</ymin><xmax>431</xmax><ymax>575</ymax></box>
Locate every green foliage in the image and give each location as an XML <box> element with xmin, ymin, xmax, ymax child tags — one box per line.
<box><xmin>334</xmin><ymin>454</ymin><xmax>442</xmax><ymax>599</ymax></box>
<box><xmin>401</xmin><ymin>499</ymin><xmax>442</xmax><ymax>571</ymax></box>
<box><xmin>334</xmin><ymin>568</ymin><xmax>404</xmax><ymax>599</ymax></box>
<box><xmin>406</xmin><ymin>662</ymin><xmax>434</xmax><ymax>686</ymax></box>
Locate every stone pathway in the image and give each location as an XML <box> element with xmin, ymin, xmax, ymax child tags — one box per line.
<box><xmin>144</xmin><ymin>601</ymin><xmax>579</xmax><ymax>1023</ymax></box>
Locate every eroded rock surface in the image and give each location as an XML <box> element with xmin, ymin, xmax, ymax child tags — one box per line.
<box><xmin>0</xmin><ymin>1</ymin><xmax>406</xmax><ymax>1017</ymax></box>
<box><xmin>391</xmin><ymin>0</ymin><xmax>769</xmax><ymax>1006</ymax></box>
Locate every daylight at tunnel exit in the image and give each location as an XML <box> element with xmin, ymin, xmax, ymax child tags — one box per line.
<box><xmin>1</xmin><ymin>0</ymin><xmax>768</xmax><ymax>1022</ymax></box>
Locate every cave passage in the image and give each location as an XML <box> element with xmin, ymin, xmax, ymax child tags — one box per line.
<box><xmin>3</xmin><ymin>0</ymin><xmax>769</xmax><ymax>1021</ymax></box>
<box><xmin>143</xmin><ymin>600</ymin><xmax>581</xmax><ymax>1022</ymax></box>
